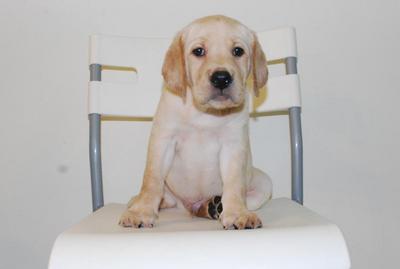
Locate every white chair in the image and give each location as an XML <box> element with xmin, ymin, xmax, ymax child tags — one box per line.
<box><xmin>48</xmin><ymin>27</ymin><xmax>351</xmax><ymax>269</ymax></box>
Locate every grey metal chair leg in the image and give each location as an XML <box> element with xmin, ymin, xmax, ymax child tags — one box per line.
<box><xmin>285</xmin><ymin>57</ymin><xmax>303</xmax><ymax>205</ymax></box>
<box><xmin>289</xmin><ymin>107</ymin><xmax>303</xmax><ymax>204</ymax></box>
<box><xmin>89</xmin><ymin>113</ymin><xmax>104</xmax><ymax>211</ymax></box>
<box><xmin>89</xmin><ymin>64</ymin><xmax>104</xmax><ymax>211</ymax></box>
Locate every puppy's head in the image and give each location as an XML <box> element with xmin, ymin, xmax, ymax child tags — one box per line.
<box><xmin>162</xmin><ymin>15</ymin><xmax>268</xmax><ymax>111</ymax></box>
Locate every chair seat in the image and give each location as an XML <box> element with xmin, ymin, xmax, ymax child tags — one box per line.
<box><xmin>48</xmin><ymin>198</ymin><xmax>350</xmax><ymax>269</ymax></box>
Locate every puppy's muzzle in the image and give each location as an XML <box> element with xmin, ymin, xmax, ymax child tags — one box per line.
<box><xmin>210</xmin><ymin>71</ymin><xmax>233</xmax><ymax>91</ymax></box>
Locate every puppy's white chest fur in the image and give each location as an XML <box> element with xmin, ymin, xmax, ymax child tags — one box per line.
<box><xmin>166</xmin><ymin>124</ymin><xmax>223</xmax><ymax>205</ymax></box>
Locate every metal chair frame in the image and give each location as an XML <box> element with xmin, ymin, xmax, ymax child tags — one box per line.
<box><xmin>88</xmin><ymin>57</ymin><xmax>303</xmax><ymax>212</ymax></box>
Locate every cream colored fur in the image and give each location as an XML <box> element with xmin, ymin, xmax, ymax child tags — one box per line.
<box><xmin>119</xmin><ymin>15</ymin><xmax>272</xmax><ymax>230</ymax></box>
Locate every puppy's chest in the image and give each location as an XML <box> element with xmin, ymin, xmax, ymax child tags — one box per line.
<box><xmin>175</xmin><ymin>127</ymin><xmax>221</xmax><ymax>158</ymax></box>
<box><xmin>172</xmin><ymin>127</ymin><xmax>223</xmax><ymax>182</ymax></box>
<box><xmin>167</xmin><ymin>128</ymin><xmax>223</xmax><ymax>200</ymax></box>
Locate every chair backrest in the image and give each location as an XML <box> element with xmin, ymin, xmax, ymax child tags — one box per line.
<box><xmin>88</xmin><ymin>27</ymin><xmax>303</xmax><ymax>211</ymax></box>
<box><xmin>88</xmin><ymin>27</ymin><xmax>301</xmax><ymax>117</ymax></box>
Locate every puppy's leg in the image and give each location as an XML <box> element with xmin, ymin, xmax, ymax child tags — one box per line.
<box><xmin>193</xmin><ymin>168</ymin><xmax>271</xmax><ymax>221</ymax></box>
<box><xmin>246</xmin><ymin>167</ymin><xmax>272</xmax><ymax>211</ymax></box>
<box><xmin>159</xmin><ymin>186</ymin><xmax>177</xmax><ymax>210</ymax></box>
<box><xmin>192</xmin><ymin>169</ymin><xmax>271</xmax><ymax>220</ymax></box>
<box><xmin>219</xmin><ymin>142</ymin><xmax>262</xmax><ymax>230</ymax></box>
<box><xmin>119</xmin><ymin>129</ymin><xmax>176</xmax><ymax>228</ymax></box>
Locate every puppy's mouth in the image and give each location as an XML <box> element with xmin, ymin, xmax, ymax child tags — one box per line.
<box><xmin>210</xmin><ymin>91</ymin><xmax>232</xmax><ymax>102</ymax></box>
<box><xmin>206</xmin><ymin>88</ymin><xmax>242</xmax><ymax>110</ymax></box>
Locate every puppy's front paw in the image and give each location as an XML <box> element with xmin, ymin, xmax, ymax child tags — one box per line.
<box><xmin>119</xmin><ymin>209</ymin><xmax>156</xmax><ymax>228</ymax></box>
<box><xmin>119</xmin><ymin>195</ymin><xmax>159</xmax><ymax>228</ymax></box>
<box><xmin>221</xmin><ymin>210</ymin><xmax>262</xmax><ymax>230</ymax></box>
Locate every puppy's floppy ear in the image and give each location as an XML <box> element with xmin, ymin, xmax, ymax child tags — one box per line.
<box><xmin>162</xmin><ymin>32</ymin><xmax>187</xmax><ymax>98</ymax></box>
<box><xmin>252</xmin><ymin>33</ymin><xmax>268</xmax><ymax>97</ymax></box>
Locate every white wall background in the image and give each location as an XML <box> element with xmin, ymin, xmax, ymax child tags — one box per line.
<box><xmin>0</xmin><ymin>0</ymin><xmax>399</xmax><ymax>268</ymax></box>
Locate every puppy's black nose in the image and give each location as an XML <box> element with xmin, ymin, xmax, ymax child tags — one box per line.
<box><xmin>210</xmin><ymin>71</ymin><xmax>232</xmax><ymax>90</ymax></box>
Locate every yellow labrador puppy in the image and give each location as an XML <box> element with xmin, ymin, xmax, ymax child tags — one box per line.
<box><xmin>119</xmin><ymin>15</ymin><xmax>272</xmax><ymax>230</ymax></box>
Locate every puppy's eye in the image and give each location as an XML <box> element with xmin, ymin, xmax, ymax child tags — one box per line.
<box><xmin>232</xmin><ymin>47</ymin><xmax>244</xmax><ymax>57</ymax></box>
<box><xmin>192</xmin><ymin>47</ymin><xmax>206</xmax><ymax>57</ymax></box>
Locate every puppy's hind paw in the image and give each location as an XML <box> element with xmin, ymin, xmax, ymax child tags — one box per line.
<box><xmin>191</xmin><ymin>195</ymin><xmax>223</xmax><ymax>220</ymax></box>
<box><xmin>207</xmin><ymin>195</ymin><xmax>223</xmax><ymax>220</ymax></box>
